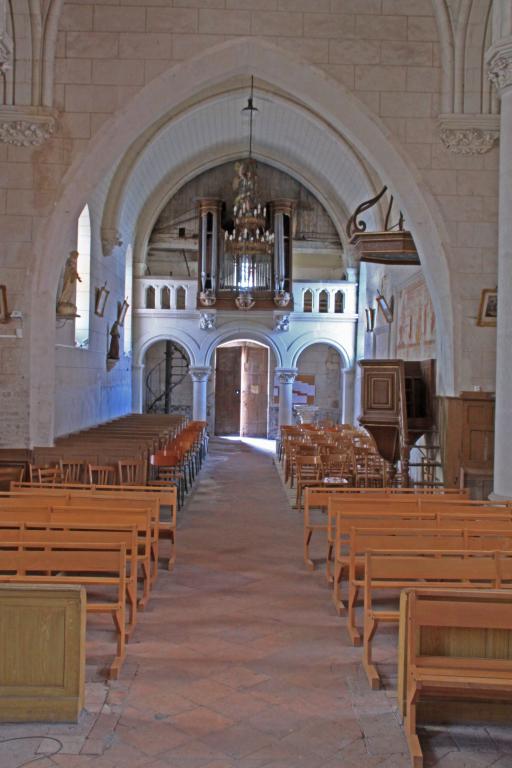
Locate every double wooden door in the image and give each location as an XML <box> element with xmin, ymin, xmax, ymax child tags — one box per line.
<box><xmin>215</xmin><ymin>345</ymin><xmax>268</xmax><ymax>437</ymax></box>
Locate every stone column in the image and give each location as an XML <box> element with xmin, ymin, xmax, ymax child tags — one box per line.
<box><xmin>189</xmin><ymin>366</ymin><xmax>211</xmax><ymax>422</ymax></box>
<box><xmin>132</xmin><ymin>364</ymin><xmax>145</xmax><ymax>413</ymax></box>
<box><xmin>341</xmin><ymin>368</ymin><xmax>356</xmax><ymax>425</ymax></box>
<box><xmin>487</xmin><ymin>39</ymin><xmax>512</xmax><ymax>497</ymax></box>
<box><xmin>275</xmin><ymin>367</ymin><xmax>297</xmax><ymax>427</ymax></box>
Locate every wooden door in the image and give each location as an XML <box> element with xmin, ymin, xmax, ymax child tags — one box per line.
<box><xmin>214</xmin><ymin>347</ymin><xmax>241</xmax><ymax>435</ymax></box>
<box><xmin>240</xmin><ymin>346</ymin><xmax>268</xmax><ymax>437</ymax></box>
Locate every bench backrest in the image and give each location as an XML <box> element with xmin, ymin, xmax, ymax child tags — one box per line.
<box><xmin>365</xmin><ymin>550</ymin><xmax>512</xmax><ymax>589</ymax></box>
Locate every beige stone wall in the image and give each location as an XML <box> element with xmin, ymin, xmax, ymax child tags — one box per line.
<box><xmin>0</xmin><ymin>0</ymin><xmax>500</xmax><ymax>446</ymax></box>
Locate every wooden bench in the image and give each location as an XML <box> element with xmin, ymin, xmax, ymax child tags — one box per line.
<box><xmin>9</xmin><ymin>482</ymin><xmax>178</xmax><ymax>570</ymax></box>
<box><xmin>0</xmin><ymin>541</ymin><xmax>127</xmax><ymax>678</ymax></box>
<box><xmin>0</xmin><ymin>502</ymin><xmax>154</xmax><ymax>608</ymax></box>
<box><xmin>363</xmin><ymin>549</ymin><xmax>512</xmax><ymax>690</ymax></box>
<box><xmin>347</xmin><ymin>526</ymin><xmax>512</xmax><ymax>646</ymax></box>
<box><xmin>0</xmin><ymin>521</ymin><xmax>139</xmax><ymax>635</ymax></box>
<box><xmin>401</xmin><ymin>589</ymin><xmax>512</xmax><ymax>768</ymax></box>
<box><xmin>323</xmin><ymin>490</ymin><xmax>469</xmax><ymax>579</ymax></box>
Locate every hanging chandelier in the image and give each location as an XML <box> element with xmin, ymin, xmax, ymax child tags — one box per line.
<box><xmin>224</xmin><ymin>78</ymin><xmax>275</xmax><ymax>306</ymax></box>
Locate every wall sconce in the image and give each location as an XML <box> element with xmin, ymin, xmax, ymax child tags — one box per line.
<box><xmin>365</xmin><ymin>307</ymin><xmax>376</xmax><ymax>332</ymax></box>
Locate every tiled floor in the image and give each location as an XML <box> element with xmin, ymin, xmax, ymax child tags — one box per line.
<box><xmin>1</xmin><ymin>439</ymin><xmax>511</xmax><ymax>768</ymax></box>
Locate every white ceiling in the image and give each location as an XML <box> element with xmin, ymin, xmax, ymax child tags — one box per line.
<box><xmin>111</xmin><ymin>87</ymin><xmax>380</xmax><ymax>250</ymax></box>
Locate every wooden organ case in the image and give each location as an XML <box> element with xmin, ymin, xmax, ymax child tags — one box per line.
<box><xmin>359</xmin><ymin>359</ymin><xmax>436</xmax><ymax>483</ymax></box>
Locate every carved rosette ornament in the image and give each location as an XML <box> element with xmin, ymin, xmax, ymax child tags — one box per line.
<box><xmin>438</xmin><ymin>115</ymin><xmax>500</xmax><ymax>155</ymax></box>
<box><xmin>0</xmin><ymin>109</ymin><xmax>55</xmax><ymax>147</ymax></box>
<box><xmin>199</xmin><ymin>312</ymin><xmax>216</xmax><ymax>331</ymax></box>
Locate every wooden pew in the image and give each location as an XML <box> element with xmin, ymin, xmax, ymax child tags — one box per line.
<box><xmin>0</xmin><ymin>541</ymin><xmax>127</xmax><ymax>678</ymax></box>
<box><xmin>0</xmin><ymin>503</ymin><xmax>154</xmax><ymax>608</ymax></box>
<box><xmin>347</xmin><ymin>526</ymin><xmax>512</xmax><ymax>645</ymax></box>
<box><xmin>10</xmin><ymin>482</ymin><xmax>178</xmax><ymax>570</ymax></box>
<box><xmin>320</xmin><ymin>489</ymin><xmax>468</xmax><ymax>579</ymax></box>
<box><xmin>0</xmin><ymin>521</ymin><xmax>139</xmax><ymax>635</ymax></box>
<box><xmin>401</xmin><ymin>589</ymin><xmax>512</xmax><ymax>768</ymax></box>
<box><xmin>363</xmin><ymin>549</ymin><xmax>512</xmax><ymax>690</ymax></box>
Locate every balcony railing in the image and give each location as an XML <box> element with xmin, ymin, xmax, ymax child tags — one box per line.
<box><xmin>134</xmin><ymin>278</ymin><xmax>197</xmax><ymax>311</ymax></box>
<box><xmin>292</xmin><ymin>280</ymin><xmax>357</xmax><ymax>315</ymax></box>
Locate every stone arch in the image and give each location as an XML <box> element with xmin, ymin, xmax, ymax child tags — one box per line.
<box><xmin>135</xmin><ymin>332</ymin><xmax>198</xmax><ymax>369</ymax></box>
<box><xmin>202</xmin><ymin>326</ymin><xmax>284</xmax><ymax>370</ymax></box>
<box><xmin>290</xmin><ymin>334</ymin><xmax>352</xmax><ymax>370</ymax></box>
<box><xmin>30</xmin><ymin>36</ymin><xmax>456</xmax><ymax>445</ymax></box>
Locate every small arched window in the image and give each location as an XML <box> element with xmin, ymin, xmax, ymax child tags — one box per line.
<box><xmin>303</xmin><ymin>289</ymin><xmax>313</xmax><ymax>313</ymax></box>
<box><xmin>319</xmin><ymin>290</ymin><xmax>329</xmax><ymax>313</ymax></box>
<box><xmin>146</xmin><ymin>286</ymin><xmax>155</xmax><ymax>309</ymax></box>
<box><xmin>75</xmin><ymin>205</ymin><xmax>91</xmax><ymax>347</ymax></box>
<box><xmin>176</xmin><ymin>286</ymin><xmax>186</xmax><ymax>310</ymax></box>
<box><xmin>161</xmin><ymin>286</ymin><xmax>171</xmax><ymax>309</ymax></box>
<box><xmin>334</xmin><ymin>290</ymin><xmax>344</xmax><ymax>314</ymax></box>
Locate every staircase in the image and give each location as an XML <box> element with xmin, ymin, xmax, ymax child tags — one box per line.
<box><xmin>145</xmin><ymin>342</ymin><xmax>190</xmax><ymax>414</ymax></box>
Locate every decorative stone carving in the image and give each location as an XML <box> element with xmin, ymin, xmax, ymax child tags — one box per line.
<box><xmin>278</xmin><ymin>369</ymin><xmax>297</xmax><ymax>385</ymax></box>
<box><xmin>101</xmin><ymin>227</ymin><xmax>123</xmax><ymax>257</ymax></box>
<box><xmin>274</xmin><ymin>313</ymin><xmax>290</xmax><ymax>332</ymax></box>
<box><xmin>438</xmin><ymin>114</ymin><xmax>500</xmax><ymax>155</ymax></box>
<box><xmin>235</xmin><ymin>292</ymin><xmax>255</xmax><ymax>311</ymax></box>
<box><xmin>487</xmin><ymin>40</ymin><xmax>512</xmax><ymax>92</ymax></box>
<box><xmin>0</xmin><ymin>31</ymin><xmax>12</xmax><ymax>74</ymax></box>
<box><xmin>189</xmin><ymin>366</ymin><xmax>211</xmax><ymax>383</ymax></box>
<box><xmin>199</xmin><ymin>289</ymin><xmax>216</xmax><ymax>307</ymax></box>
<box><xmin>199</xmin><ymin>312</ymin><xmax>216</xmax><ymax>331</ymax></box>
<box><xmin>273</xmin><ymin>290</ymin><xmax>290</xmax><ymax>308</ymax></box>
<box><xmin>0</xmin><ymin>108</ymin><xmax>55</xmax><ymax>147</ymax></box>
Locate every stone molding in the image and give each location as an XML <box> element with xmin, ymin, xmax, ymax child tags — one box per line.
<box><xmin>487</xmin><ymin>38</ymin><xmax>512</xmax><ymax>94</ymax></box>
<box><xmin>189</xmin><ymin>366</ymin><xmax>211</xmax><ymax>383</ymax></box>
<box><xmin>438</xmin><ymin>114</ymin><xmax>500</xmax><ymax>155</ymax></box>
<box><xmin>0</xmin><ymin>107</ymin><xmax>56</xmax><ymax>147</ymax></box>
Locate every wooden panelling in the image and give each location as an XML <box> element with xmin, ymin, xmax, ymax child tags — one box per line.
<box><xmin>0</xmin><ymin>585</ymin><xmax>85</xmax><ymax>722</ymax></box>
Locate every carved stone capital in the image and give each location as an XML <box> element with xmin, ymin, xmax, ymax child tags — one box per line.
<box><xmin>101</xmin><ymin>227</ymin><xmax>123</xmax><ymax>257</ymax></box>
<box><xmin>0</xmin><ymin>107</ymin><xmax>56</xmax><ymax>147</ymax></box>
<box><xmin>199</xmin><ymin>312</ymin><xmax>216</xmax><ymax>331</ymax></box>
<box><xmin>487</xmin><ymin>38</ymin><xmax>512</xmax><ymax>94</ymax></box>
<box><xmin>274</xmin><ymin>313</ymin><xmax>290</xmax><ymax>332</ymax></box>
<box><xmin>275</xmin><ymin>367</ymin><xmax>298</xmax><ymax>385</ymax></box>
<box><xmin>189</xmin><ymin>366</ymin><xmax>211</xmax><ymax>383</ymax></box>
<box><xmin>0</xmin><ymin>31</ymin><xmax>12</xmax><ymax>72</ymax></box>
<box><xmin>438</xmin><ymin>114</ymin><xmax>500</xmax><ymax>155</ymax></box>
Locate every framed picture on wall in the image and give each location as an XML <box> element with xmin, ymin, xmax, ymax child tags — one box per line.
<box><xmin>0</xmin><ymin>285</ymin><xmax>10</xmax><ymax>323</ymax></box>
<box><xmin>95</xmin><ymin>284</ymin><xmax>110</xmax><ymax>317</ymax></box>
<box><xmin>117</xmin><ymin>298</ymin><xmax>129</xmax><ymax>326</ymax></box>
<box><xmin>477</xmin><ymin>289</ymin><xmax>497</xmax><ymax>327</ymax></box>
<box><xmin>376</xmin><ymin>290</ymin><xmax>394</xmax><ymax>323</ymax></box>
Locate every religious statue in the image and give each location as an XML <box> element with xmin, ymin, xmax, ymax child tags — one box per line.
<box><xmin>56</xmin><ymin>250</ymin><xmax>81</xmax><ymax>317</ymax></box>
<box><xmin>108</xmin><ymin>320</ymin><xmax>120</xmax><ymax>360</ymax></box>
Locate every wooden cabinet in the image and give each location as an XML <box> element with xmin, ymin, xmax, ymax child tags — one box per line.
<box><xmin>0</xmin><ymin>585</ymin><xmax>86</xmax><ymax>722</ymax></box>
<box><xmin>437</xmin><ymin>391</ymin><xmax>494</xmax><ymax>491</ymax></box>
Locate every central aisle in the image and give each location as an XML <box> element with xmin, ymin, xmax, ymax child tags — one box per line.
<box><xmin>113</xmin><ymin>437</ymin><xmax>410</xmax><ymax>767</ymax></box>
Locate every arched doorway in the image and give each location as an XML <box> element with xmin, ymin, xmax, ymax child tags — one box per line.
<box><xmin>295</xmin><ymin>343</ymin><xmax>343</xmax><ymax>424</ymax></box>
<box><xmin>143</xmin><ymin>340</ymin><xmax>192</xmax><ymax>418</ymax></box>
<box><xmin>214</xmin><ymin>340</ymin><xmax>271</xmax><ymax>438</ymax></box>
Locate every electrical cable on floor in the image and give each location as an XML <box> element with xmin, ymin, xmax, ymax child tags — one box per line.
<box><xmin>0</xmin><ymin>735</ymin><xmax>63</xmax><ymax>767</ymax></box>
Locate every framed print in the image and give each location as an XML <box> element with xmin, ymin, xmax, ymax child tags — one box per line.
<box><xmin>117</xmin><ymin>298</ymin><xmax>129</xmax><ymax>326</ymax></box>
<box><xmin>477</xmin><ymin>289</ymin><xmax>497</xmax><ymax>327</ymax></box>
<box><xmin>0</xmin><ymin>285</ymin><xmax>10</xmax><ymax>323</ymax></box>
<box><xmin>95</xmin><ymin>284</ymin><xmax>110</xmax><ymax>317</ymax></box>
<box><xmin>376</xmin><ymin>290</ymin><xmax>394</xmax><ymax>323</ymax></box>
